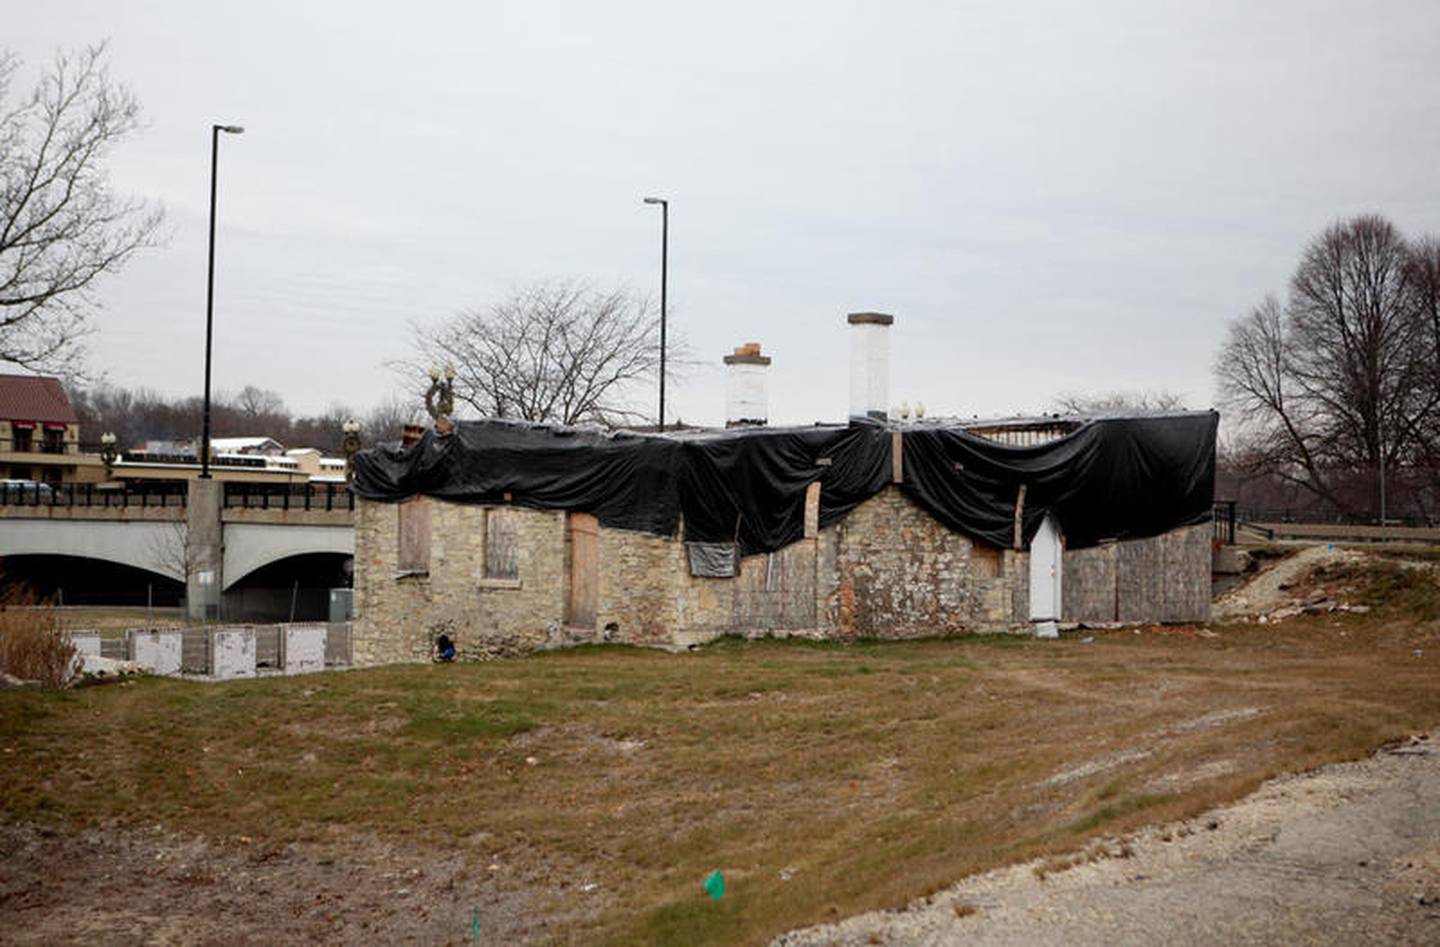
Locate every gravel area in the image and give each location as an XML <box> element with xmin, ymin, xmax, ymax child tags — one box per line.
<box><xmin>775</xmin><ymin>735</ymin><xmax>1440</xmax><ymax>946</ymax></box>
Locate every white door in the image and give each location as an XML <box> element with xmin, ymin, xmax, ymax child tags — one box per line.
<box><xmin>1028</xmin><ymin>514</ymin><xmax>1063</xmax><ymax>622</ymax></box>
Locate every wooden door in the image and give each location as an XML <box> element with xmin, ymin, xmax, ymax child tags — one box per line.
<box><xmin>567</xmin><ymin>512</ymin><xmax>598</xmax><ymax>629</ymax></box>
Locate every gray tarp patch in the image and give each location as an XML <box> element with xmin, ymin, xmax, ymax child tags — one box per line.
<box><xmin>687</xmin><ymin>542</ymin><xmax>739</xmax><ymax>578</ymax></box>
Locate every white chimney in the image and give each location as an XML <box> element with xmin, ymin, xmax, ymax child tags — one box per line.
<box><xmin>848</xmin><ymin>312</ymin><xmax>893</xmax><ymax>421</ymax></box>
<box><xmin>724</xmin><ymin>342</ymin><xmax>770</xmax><ymax>427</ymax></box>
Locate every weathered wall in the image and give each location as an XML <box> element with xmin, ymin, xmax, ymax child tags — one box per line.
<box><xmin>353</xmin><ymin>498</ymin><xmax>570</xmax><ymax>665</ymax></box>
<box><xmin>827</xmin><ymin>488</ymin><xmax>1017</xmax><ymax>638</ymax></box>
<box><xmin>352</xmin><ymin>488</ymin><xmax>1211</xmax><ymax>664</ymax></box>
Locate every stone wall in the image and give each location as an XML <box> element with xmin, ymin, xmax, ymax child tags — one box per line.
<box><xmin>352</xmin><ymin>498</ymin><xmax>570</xmax><ymax>664</ymax></box>
<box><xmin>352</xmin><ymin>487</ymin><xmax>1211</xmax><ymax>664</ymax></box>
<box><xmin>825</xmin><ymin>488</ymin><xmax>1018</xmax><ymax>638</ymax></box>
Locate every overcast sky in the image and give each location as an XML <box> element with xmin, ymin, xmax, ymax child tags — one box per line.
<box><xmin>6</xmin><ymin>1</ymin><xmax>1439</xmax><ymax>429</ymax></box>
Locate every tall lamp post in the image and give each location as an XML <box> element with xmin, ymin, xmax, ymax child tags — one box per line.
<box><xmin>642</xmin><ymin>196</ymin><xmax>668</xmax><ymax>432</ymax></box>
<box><xmin>201</xmin><ymin>123</ymin><xmax>245</xmax><ymax>479</ymax></box>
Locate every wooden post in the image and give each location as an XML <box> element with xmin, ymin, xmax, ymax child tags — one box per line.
<box><xmin>1013</xmin><ymin>484</ymin><xmax>1028</xmax><ymax>550</ymax></box>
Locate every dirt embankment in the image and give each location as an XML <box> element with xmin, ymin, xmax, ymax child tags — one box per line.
<box><xmin>775</xmin><ymin>736</ymin><xmax>1440</xmax><ymax>946</ymax></box>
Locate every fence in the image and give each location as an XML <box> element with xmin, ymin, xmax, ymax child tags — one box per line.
<box><xmin>1235</xmin><ymin>507</ymin><xmax>1440</xmax><ymax>528</ymax></box>
<box><xmin>1213</xmin><ymin>501</ymin><xmax>1236</xmax><ymax>545</ymax></box>
<box><xmin>0</xmin><ymin>481</ymin><xmax>188</xmax><ymax>508</ymax></box>
<box><xmin>223</xmin><ymin>482</ymin><xmax>354</xmax><ymax>512</ymax></box>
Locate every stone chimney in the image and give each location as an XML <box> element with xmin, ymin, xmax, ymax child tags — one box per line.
<box><xmin>847</xmin><ymin>312</ymin><xmax>893</xmax><ymax>421</ymax></box>
<box><xmin>723</xmin><ymin>342</ymin><xmax>770</xmax><ymax>428</ymax></box>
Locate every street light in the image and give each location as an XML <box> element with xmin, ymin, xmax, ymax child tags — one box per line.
<box><xmin>201</xmin><ymin>123</ymin><xmax>245</xmax><ymax>479</ymax></box>
<box><xmin>642</xmin><ymin>196</ymin><xmax>668</xmax><ymax>432</ymax></box>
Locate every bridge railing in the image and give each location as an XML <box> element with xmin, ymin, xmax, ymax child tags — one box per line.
<box><xmin>0</xmin><ymin>481</ymin><xmax>188</xmax><ymax>508</ymax></box>
<box><xmin>223</xmin><ymin>482</ymin><xmax>354</xmax><ymax>512</ymax></box>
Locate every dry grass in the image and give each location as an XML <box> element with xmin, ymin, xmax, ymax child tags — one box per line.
<box><xmin>3</xmin><ymin>563</ymin><xmax>1440</xmax><ymax>944</ymax></box>
<box><xmin>0</xmin><ymin>585</ymin><xmax>74</xmax><ymax>688</ymax></box>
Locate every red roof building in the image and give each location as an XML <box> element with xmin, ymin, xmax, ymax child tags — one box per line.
<box><xmin>0</xmin><ymin>374</ymin><xmax>91</xmax><ymax>483</ymax></box>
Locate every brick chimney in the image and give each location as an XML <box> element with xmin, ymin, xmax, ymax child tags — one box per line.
<box><xmin>723</xmin><ymin>342</ymin><xmax>770</xmax><ymax>428</ymax></box>
<box><xmin>847</xmin><ymin>312</ymin><xmax>893</xmax><ymax>421</ymax></box>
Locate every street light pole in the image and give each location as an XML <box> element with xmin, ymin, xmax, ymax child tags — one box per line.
<box><xmin>201</xmin><ymin>123</ymin><xmax>244</xmax><ymax>479</ymax></box>
<box><xmin>643</xmin><ymin>196</ymin><xmax>668</xmax><ymax>432</ymax></box>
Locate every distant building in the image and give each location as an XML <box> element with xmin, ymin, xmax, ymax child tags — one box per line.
<box><xmin>0</xmin><ymin>374</ymin><xmax>100</xmax><ymax>483</ymax></box>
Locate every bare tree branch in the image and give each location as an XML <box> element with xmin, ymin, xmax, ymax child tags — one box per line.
<box><xmin>405</xmin><ymin>279</ymin><xmax>679</xmax><ymax>427</ymax></box>
<box><xmin>0</xmin><ymin>43</ymin><xmax>164</xmax><ymax>372</ymax></box>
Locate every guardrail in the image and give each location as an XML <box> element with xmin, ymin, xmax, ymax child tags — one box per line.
<box><xmin>0</xmin><ymin>481</ymin><xmax>188</xmax><ymax>508</ymax></box>
<box><xmin>223</xmin><ymin>482</ymin><xmax>354</xmax><ymax>512</ymax></box>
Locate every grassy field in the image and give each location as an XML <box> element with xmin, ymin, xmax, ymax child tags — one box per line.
<box><xmin>3</xmin><ymin>561</ymin><xmax>1440</xmax><ymax>944</ymax></box>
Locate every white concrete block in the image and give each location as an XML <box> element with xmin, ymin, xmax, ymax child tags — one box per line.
<box><xmin>280</xmin><ymin>623</ymin><xmax>326</xmax><ymax>675</ymax></box>
<box><xmin>127</xmin><ymin>628</ymin><xmax>183</xmax><ymax>675</ymax></box>
<box><xmin>1033</xmin><ymin>620</ymin><xmax>1059</xmax><ymax>639</ymax></box>
<box><xmin>209</xmin><ymin>626</ymin><xmax>256</xmax><ymax>679</ymax></box>
<box><xmin>70</xmin><ymin>630</ymin><xmax>102</xmax><ymax>657</ymax></box>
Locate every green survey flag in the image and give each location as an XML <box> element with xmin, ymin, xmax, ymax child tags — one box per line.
<box><xmin>704</xmin><ymin>870</ymin><xmax>726</xmax><ymax>900</ymax></box>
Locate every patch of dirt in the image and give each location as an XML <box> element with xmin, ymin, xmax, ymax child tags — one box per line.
<box><xmin>1213</xmin><ymin>545</ymin><xmax>1365</xmax><ymax>619</ymax></box>
<box><xmin>0</xmin><ymin>822</ymin><xmax>603</xmax><ymax>946</ymax></box>
<box><xmin>775</xmin><ymin>735</ymin><xmax>1440</xmax><ymax>946</ymax></box>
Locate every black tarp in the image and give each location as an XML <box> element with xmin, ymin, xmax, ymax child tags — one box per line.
<box><xmin>900</xmin><ymin>413</ymin><xmax>1219</xmax><ymax>549</ymax></box>
<box><xmin>350</xmin><ymin>412</ymin><xmax>1217</xmax><ymax>554</ymax></box>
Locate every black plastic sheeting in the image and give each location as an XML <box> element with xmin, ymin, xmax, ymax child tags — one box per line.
<box><xmin>899</xmin><ymin>413</ymin><xmax>1218</xmax><ymax>549</ymax></box>
<box><xmin>351</xmin><ymin>413</ymin><xmax>1217</xmax><ymax>555</ymax></box>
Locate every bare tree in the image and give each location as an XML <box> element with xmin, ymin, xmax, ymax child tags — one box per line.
<box><xmin>0</xmin><ymin>43</ymin><xmax>164</xmax><ymax>371</ymax></box>
<box><xmin>362</xmin><ymin>394</ymin><xmax>425</xmax><ymax>444</ymax></box>
<box><xmin>145</xmin><ymin>520</ymin><xmax>198</xmax><ymax>587</ymax></box>
<box><xmin>1216</xmin><ymin>215</ymin><xmax>1440</xmax><ymax>515</ymax></box>
<box><xmin>234</xmin><ymin>385</ymin><xmax>286</xmax><ymax>418</ymax></box>
<box><xmin>410</xmin><ymin>279</ymin><xmax>668</xmax><ymax>427</ymax></box>
<box><xmin>1052</xmin><ymin>390</ymin><xmax>1190</xmax><ymax>414</ymax></box>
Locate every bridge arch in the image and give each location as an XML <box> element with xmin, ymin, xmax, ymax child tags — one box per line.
<box><xmin>0</xmin><ymin>519</ymin><xmax>184</xmax><ymax>582</ymax></box>
<box><xmin>222</xmin><ymin>522</ymin><xmax>354</xmax><ymax>590</ymax></box>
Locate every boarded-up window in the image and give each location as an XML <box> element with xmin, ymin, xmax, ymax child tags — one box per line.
<box><xmin>971</xmin><ymin>542</ymin><xmax>1003</xmax><ymax>578</ymax></box>
<box><xmin>397</xmin><ymin>497</ymin><xmax>431</xmax><ymax>574</ymax></box>
<box><xmin>485</xmin><ymin>507</ymin><xmax>519</xmax><ymax>579</ymax></box>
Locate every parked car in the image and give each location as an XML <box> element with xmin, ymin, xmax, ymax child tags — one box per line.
<box><xmin>0</xmin><ymin>479</ymin><xmax>55</xmax><ymax>503</ymax></box>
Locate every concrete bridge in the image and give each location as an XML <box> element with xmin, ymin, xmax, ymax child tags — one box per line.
<box><xmin>0</xmin><ymin>480</ymin><xmax>353</xmax><ymax>618</ymax></box>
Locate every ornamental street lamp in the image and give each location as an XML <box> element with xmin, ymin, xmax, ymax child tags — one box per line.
<box><xmin>642</xmin><ymin>196</ymin><xmax>668</xmax><ymax>432</ymax></box>
<box><xmin>200</xmin><ymin>123</ymin><xmax>245</xmax><ymax>479</ymax></box>
<box><xmin>99</xmin><ymin>432</ymin><xmax>118</xmax><ymax>479</ymax></box>
<box><xmin>341</xmin><ymin>419</ymin><xmax>362</xmax><ymax>482</ymax></box>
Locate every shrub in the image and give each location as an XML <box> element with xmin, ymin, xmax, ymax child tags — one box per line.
<box><xmin>0</xmin><ymin>582</ymin><xmax>75</xmax><ymax>688</ymax></box>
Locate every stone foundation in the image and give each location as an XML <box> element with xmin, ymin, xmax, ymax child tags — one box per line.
<box><xmin>353</xmin><ymin>486</ymin><xmax>1212</xmax><ymax>665</ymax></box>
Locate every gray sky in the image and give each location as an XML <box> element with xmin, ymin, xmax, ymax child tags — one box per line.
<box><xmin>7</xmin><ymin>0</ymin><xmax>1439</xmax><ymax>428</ymax></box>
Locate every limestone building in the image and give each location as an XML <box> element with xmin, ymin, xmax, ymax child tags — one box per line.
<box><xmin>349</xmin><ymin>316</ymin><xmax>1217</xmax><ymax>664</ymax></box>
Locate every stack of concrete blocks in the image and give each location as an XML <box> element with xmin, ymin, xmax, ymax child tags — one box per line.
<box><xmin>68</xmin><ymin>630</ymin><xmax>102</xmax><ymax>678</ymax></box>
<box><xmin>127</xmin><ymin>628</ymin><xmax>183</xmax><ymax>675</ymax></box>
<box><xmin>208</xmin><ymin>626</ymin><xmax>257</xmax><ymax>680</ymax></box>
<box><xmin>70</xmin><ymin>630</ymin><xmax>102</xmax><ymax>659</ymax></box>
<box><xmin>279</xmin><ymin>622</ymin><xmax>327</xmax><ymax>675</ymax></box>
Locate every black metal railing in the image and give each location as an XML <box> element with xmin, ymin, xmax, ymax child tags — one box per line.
<box><xmin>1213</xmin><ymin>500</ymin><xmax>1236</xmax><ymax>544</ymax></box>
<box><xmin>1235</xmin><ymin>507</ymin><xmax>1440</xmax><ymax>528</ymax></box>
<box><xmin>0</xmin><ymin>481</ymin><xmax>188</xmax><ymax>508</ymax></box>
<box><xmin>223</xmin><ymin>482</ymin><xmax>354</xmax><ymax>512</ymax></box>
